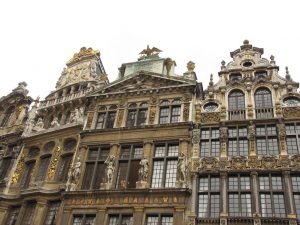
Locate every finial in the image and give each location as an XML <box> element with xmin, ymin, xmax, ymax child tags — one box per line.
<box><xmin>243</xmin><ymin>40</ymin><xmax>249</xmax><ymax>45</ymax></box>
<box><xmin>209</xmin><ymin>74</ymin><xmax>214</xmax><ymax>86</ymax></box>
<box><xmin>286</xmin><ymin>66</ymin><xmax>291</xmax><ymax>80</ymax></box>
<box><xmin>187</xmin><ymin>61</ymin><xmax>195</xmax><ymax>72</ymax></box>
<box><xmin>270</xmin><ymin>55</ymin><xmax>276</xmax><ymax>65</ymax></box>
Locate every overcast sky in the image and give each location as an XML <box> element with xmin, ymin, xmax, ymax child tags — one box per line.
<box><xmin>1</xmin><ymin>0</ymin><xmax>299</xmax><ymax>100</ymax></box>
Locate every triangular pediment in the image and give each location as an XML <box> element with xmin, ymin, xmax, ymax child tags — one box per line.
<box><xmin>89</xmin><ymin>71</ymin><xmax>196</xmax><ymax>96</ymax></box>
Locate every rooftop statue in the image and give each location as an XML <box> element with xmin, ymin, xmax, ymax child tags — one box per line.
<box><xmin>139</xmin><ymin>45</ymin><xmax>162</xmax><ymax>57</ymax></box>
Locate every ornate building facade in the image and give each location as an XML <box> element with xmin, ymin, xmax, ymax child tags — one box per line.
<box><xmin>0</xmin><ymin>41</ymin><xmax>299</xmax><ymax>225</ymax></box>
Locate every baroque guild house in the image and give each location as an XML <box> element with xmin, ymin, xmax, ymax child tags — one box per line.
<box><xmin>0</xmin><ymin>41</ymin><xmax>300</xmax><ymax>225</ymax></box>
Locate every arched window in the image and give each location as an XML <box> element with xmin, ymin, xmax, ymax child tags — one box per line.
<box><xmin>228</xmin><ymin>90</ymin><xmax>245</xmax><ymax>120</ymax></box>
<box><xmin>255</xmin><ymin>88</ymin><xmax>273</xmax><ymax>118</ymax></box>
<box><xmin>203</xmin><ymin>102</ymin><xmax>219</xmax><ymax>112</ymax></box>
<box><xmin>1</xmin><ymin>106</ymin><xmax>15</xmax><ymax>127</ymax></box>
<box><xmin>283</xmin><ymin>97</ymin><xmax>300</xmax><ymax>106</ymax></box>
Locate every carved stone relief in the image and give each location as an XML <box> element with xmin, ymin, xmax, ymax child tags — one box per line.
<box><xmin>47</xmin><ymin>146</ymin><xmax>62</xmax><ymax>180</ymax></box>
<box><xmin>200</xmin><ymin>112</ymin><xmax>220</xmax><ymax>123</ymax></box>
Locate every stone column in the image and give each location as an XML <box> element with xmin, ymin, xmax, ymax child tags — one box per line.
<box><xmin>96</xmin><ymin>208</ymin><xmax>106</xmax><ymax>225</ymax></box>
<box><xmin>219</xmin><ymin>127</ymin><xmax>228</xmax><ymax>158</ymax></box>
<box><xmin>32</xmin><ymin>199</ymin><xmax>48</xmax><ymax>225</ymax></box>
<box><xmin>134</xmin><ymin>207</ymin><xmax>144</xmax><ymax>225</ymax></box>
<box><xmin>192</xmin><ymin>128</ymin><xmax>200</xmax><ymax>158</ymax></box>
<box><xmin>277</xmin><ymin>123</ymin><xmax>288</xmax><ymax>156</ymax></box>
<box><xmin>60</xmin><ymin>207</ymin><xmax>72</xmax><ymax>225</ymax></box>
<box><xmin>174</xmin><ymin>207</ymin><xmax>185</xmax><ymax>225</ymax></box>
<box><xmin>220</xmin><ymin>172</ymin><xmax>228</xmax><ymax>216</ymax></box>
<box><xmin>248</xmin><ymin>121</ymin><xmax>256</xmax><ymax>156</ymax></box>
<box><xmin>190</xmin><ymin>174</ymin><xmax>198</xmax><ymax>213</ymax></box>
<box><xmin>283</xmin><ymin>171</ymin><xmax>296</xmax><ymax>218</ymax></box>
<box><xmin>179</xmin><ymin>138</ymin><xmax>189</xmax><ymax>155</ymax></box>
<box><xmin>251</xmin><ymin>172</ymin><xmax>260</xmax><ymax>216</ymax></box>
<box><xmin>0</xmin><ymin>204</ymin><xmax>8</xmax><ymax>225</ymax></box>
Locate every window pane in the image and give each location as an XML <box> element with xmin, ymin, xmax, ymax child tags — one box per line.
<box><xmin>210</xmin><ymin>194</ymin><xmax>220</xmax><ymax>217</ymax></box>
<box><xmin>81</xmin><ymin>163</ymin><xmax>95</xmax><ymax>189</ymax></box>
<box><xmin>161</xmin><ymin>216</ymin><xmax>173</xmax><ymax>225</ymax></box>
<box><xmin>109</xmin><ymin>216</ymin><xmax>118</xmax><ymax>225</ymax></box>
<box><xmin>128</xmin><ymin>160</ymin><xmax>140</xmax><ymax>188</ymax></box>
<box><xmin>133</xmin><ymin>146</ymin><xmax>143</xmax><ymax>158</ymax></box>
<box><xmin>199</xmin><ymin>177</ymin><xmax>209</xmax><ymax>191</ymax></box>
<box><xmin>116</xmin><ymin>162</ymin><xmax>128</xmax><ymax>188</ymax></box>
<box><xmin>137</xmin><ymin>109</ymin><xmax>147</xmax><ymax>126</ymax></box>
<box><xmin>126</xmin><ymin>110</ymin><xmax>136</xmax><ymax>127</ymax></box>
<box><xmin>36</xmin><ymin>157</ymin><xmax>51</xmax><ymax>181</ymax></box>
<box><xmin>96</xmin><ymin>113</ymin><xmax>106</xmax><ymax>129</ymax></box>
<box><xmin>23</xmin><ymin>202</ymin><xmax>36</xmax><ymax>225</ymax></box>
<box><xmin>171</xmin><ymin>106</ymin><xmax>180</xmax><ymax>123</ymax></box>
<box><xmin>273</xmin><ymin>194</ymin><xmax>286</xmax><ymax>218</ymax></box>
<box><xmin>122</xmin><ymin>216</ymin><xmax>133</xmax><ymax>225</ymax></box>
<box><xmin>271</xmin><ymin>176</ymin><xmax>283</xmax><ymax>190</ymax></box>
<box><xmin>146</xmin><ymin>216</ymin><xmax>159</xmax><ymax>225</ymax></box>
<box><xmin>260</xmin><ymin>194</ymin><xmax>272</xmax><ymax>217</ymax></box>
<box><xmin>106</xmin><ymin>112</ymin><xmax>116</xmax><ymax>128</ymax></box>
<box><xmin>211</xmin><ymin>141</ymin><xmax>220</xmax><ymax>157</ymax></box>
<box><xmin>240</xmin><ymin>176</ymin><xmax>251</xmax><ymax>190</ymax></box>
<box><xmin>229</xmin><ymin>193</ymin><xmax>239</xmax><ymax>216</ymax></box>
<box><xmin>294</xmin><ymin>194</ymin><xmax>300</xmax><ymax>219</ymax></box>
<box><xmin>159</xmin><ymin>108</ymin><xmax>169</xmax><ymax>124</ymax></box>
<box><xmin>211</xmin><ymin>177</ymin><xmax>219</xmax><ymax>191</ymax></box>
<box><xmin>256</xmin><ymin>138</ymin><xmax>267</xmax><ymax>155</ymax></box>
<box><xmin>167</xmin><ymin>145</ymin><xmax>178</xmax><ymax>156</ymax></box>
<box><xmin>241</xmin><ymin>194</ymin><xmax>252</xmax><ymax>216</ymax></box>
<box><xmin>228</xmin><ymin>176</ymin><xmax>238</xmax><ymax>190</ymax></box>
<box><xmin>73</xmin><ymin>215</ymin><xmax>83</xmax><ymax>225</ymax></box>
<box><xmin>155</xmin><ymin>146</ymin><xmax>165</xmax><ymax>157</ymax></box>
<box><xmin>44</xmin><ymin>201</ymin><xmax>60</xmax><ymax>225</ymax></box>
<box><xmin>292</xmin><ymin>176</ymin><xmax>300</xmax><ymax>190</ymax></box>
<box><xmin>198</xmin><ymin>194</ymin><xmax>208</xmax><ymax>217</ymax></box>
<box><xmin>200</xmin><ymin>141</ymin><xmax>209</xmax><ymax>157</ymax></box>
<box><xmin>165</xmin><ymin>160</ymin><xmax>177</xmax><ymax>188</ymax></box>
<box><xmin>268</xmin><ymin>138</ymin><xmax>279</xmax><ymax>155</ymax></box>
<box><xmin>151</xmin><ymin>161</ymin><xmax>164</xmax><ymax>188</ymax></box>
<box><xmin>259</xmin><ymin>176</ymin><xmax>270</xmax><ymax>190</ymax></box>
<box><xmin>92</xmin><ymin>163</ymin><xmax>105</xmax><ymax>189</ymax></box>
<box><xmin>57</xmin><ymin>155</ymin><xmax>72</xmax><ymax>182</ymax></box>
<box><xmin>85</xmin><ymin>215</ymin><xmax>96</xmax><ymax>225</ymax></box>
<box><xmin>287</xmin><ymin>137</ymin><xmax>299</xmax><ymax>155</ymax></box>
<box><xmin>5</xmin><ymin>206</ymin><xmax>21</xmax><ymax>225</ymax></box>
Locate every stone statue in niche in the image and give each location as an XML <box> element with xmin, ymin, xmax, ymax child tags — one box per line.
<box><xmin>23</xmin><ymin>118</ymin><xmax>35</xmax><ymax>135</ymax></box>
<box><xmin>67</xmin><ymin>157</ymin><xmax>81</xmax><ymax>191</ymax></box>
<box><xmin>50</xmin><ymin>116</ymin><xmax>60</xmax><ymax>128</ymax></box>
<box><xmin>32</xmin><ymin>118</ymin><xmax>44</xmax><ymax>132</ymax></box>
<box><xmin>177</xmin><ymin>152</ymin><xmax>188</xmax><ymax>187</ymax></box>
<box><xmin>104</xmin><ymin>155</ymin><xmax>115</xmax><ymax>184</ymax></box>
<box><xmin>70</xmin><ymin>107</ymin><xmax>84</xmax><ymax>123</ymax></box>
<box><xmin>90</xmin><ymin>61</ymin><xmax>97</xmax><ymax>78</ymax></box>
<box><xmin>138</xmin><ymin>157</ymin><xmax>149</xmax><ymax>182</ymax></box>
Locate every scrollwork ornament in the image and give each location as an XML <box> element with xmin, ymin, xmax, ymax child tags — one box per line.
<box><xmin>261</xmin><ymin>155</ymin><xmax>277</xmax><ymax>169</ymax></box>
<box><xmin>11</xmin><ymin>154</ymin><xmax>25</xmax><ymax>184</ymax></box>
<box><xmin>200</xmin><ymin>112</ymin><xmax>220</xmax><ymax>123</ymax></box>
<box><xmin>200</xmin><ymin>157</ymin><xmax>219</xmax><ymax>171</ymax></box>
<box><xmin>192</xmin><ymin>129</ymin><xmax>200</xmax><ymax>144</ymax></box>
<box><xmin>230</xmin><ymin>156</ymin><xmax>247</xmax><ymax>170</ymax></box>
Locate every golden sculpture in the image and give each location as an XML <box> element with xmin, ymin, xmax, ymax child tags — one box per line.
<box><xmin>67</xmin><ymin>47</ymin><xmax>99</xmax><ymax>64</ymax></box>
<box><xmin>139</xmin><ymin>45</ymin><xmax>162</xmax><ymax>57</ymax></box>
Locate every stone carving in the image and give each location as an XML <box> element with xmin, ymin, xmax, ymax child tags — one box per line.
<box><xmin>277</xmin><ymin>155</ymin><xmax>290</xmax><ymax>168</ymax></box>
<box><xmin>219</xmin><ymin>127</ymin><xmax>228</xmax><ymax>142</ymax></box>
<box><xmin>32</xmin><ymin>118</ymin><xmax>45</xmax><ymax>132</ymax></box>
<box><xmin>195</xmin><ymin>105</ymin><xmax>201</xmax><ymax>123</ymax></box>
<box><xmin>116</xmin><ymin>109</ymin><xmax>124</xmax><ymax>127</ymax></box>
<box><xmin>248</xmin><ymin>121</ymin><xmax>256</xmax><ymax>140</ymax></box>
<box><xmin>47</xmin><ymin>146</ymin><xmax>62</xmax><ymax>180</ymax></box>
<box><xmin>11</xmin><ymin>154</ymin><xmax>25</xmax><ymax>184</ymax></box>
<box><xmin>291</xmin><ymin>155</ymin><xmax>300</xmax><ymax>168</ymax></box>
<box><xmin>149</xmin><ymin>106</ymin><xmax>156</xmax><ymax>124</ymax></box>
<box><xmin>275</xmin><ymin>102</ymin><xmax>283</xmax><ymax>116</ymax></box>
<box><xmin>261</xmin><ymin>155</ymin><xmax>277</xmax><ymax>169</ymax></box>
<box><xmin>283</xmin><ymin>106</ymin><xmax>300</xmax><ymax>118</ymax></box>
<box><xmin>23</xmin><ymin>118</ymin><xmax>35</xmax><ymax>135</ymax></box>
<box><xmin>277</xmin><ymin>123</ymin><xmax>286</xmax><ymax>138</ymax></box>
<box><xmin>200</xmin><ymin>157</ymin><xmax>219</xmax><ymax>171</ymax></box>
<box><xmin>139</xmin><ymin>45</ymin><xmax>162</xmax><ymax>57</ymax></box>
<box><xmin>177</xmin><ymin>152</ymin><xmax>188</xmax><ymax>187</ymax></box>
<box><xmin>50</xmin><ymin>116</ymin><xmax>60</xmax><ymax>128</ymax></box>
<box><xmin>85</xmin><ymin>112</ymin><xmax>94</xmax><ymax>129</ymax></box>
<box><xmin>200</xmin><ymin>112</ymin><xmax>220</xmax><ymax>123</ymax></box>
<box><xmin>192</xmin><ymin>129</ymin><xmax>200</xmax><ymax>144</ymax></box>
<box><xmin>67</xmin><ymin>156</ymin><xmax>81</xmax><ymax>191</ymax></box>
<box><xmin>104</xmin><ymin>155</ymin><xmax>116</xmax><ymax>184</ymax></box>
<box><xmin>70</xmin><ymin>107</ymin><xmax>84</xmax><ymax>123</ymax></box>
<box><xmin>230</xmin><ymin>156</ymin><xmax>247</xmax><ymax>170</ymax></box>
<box><xmin>138</xmin><ymin>157</ymin><xmax>149</xmax><ymax>182</ymax></box>
<box><xmin>183</xmin><ymin>103</ymin><xmax>189</xmax><ymax>121</ymax></box>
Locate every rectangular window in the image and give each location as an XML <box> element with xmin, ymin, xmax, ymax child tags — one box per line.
<box><xmin>198</xmin><ymin>176</ymin><xmax>220</xmax><ymax>218</ymax></box>
<box><xmin>159</xmin><ymin>102</ymin><xmax>181</xmax><ymax>124</ymax></box>
<box><xmin>22</xmin><ymin>202</ymin><xmax>36</xmax><ymax>225</ymax></box>
<box><xmin>256</xmin><ymin>125</ymin><xmax>279</xmax><ymax>155</ymax></box>
<box><xmin>57</xmin><ymin>155</ymin><xmax>73</xmax><ymax>182</ymax></box>
<box><xmin>20</xmin><ymin>161</ymin><xmax>35</xmax><ymax>188</ymax></box>
<box><xmin>73</xmin><ymin>214</ymin><xmax>96</xmax><ymax>225</ymax></box>
<box><xmin>81</xmin><ymin>146</ymin><xmax>109</xmax><ymax>190</ymax></box>
<box><xmin>0</xmin><ymin>157</ymin><xmax>12</xmax><ymax>180</ymax></box>
<box><xmin>285</xmin><ymin>123</ymin><xmax>300</xmax><ymax>154</ymax></box>
<box><xmin>5</xmin><ymin>206</ymin><xmax>21</xmax><ymax>225</ymax></box>
<box><xmin>228</xmin><ymin>126</ymin><xmax>248</xmax><ymax>156</ymax></box>
<box><xmin>44</xmin><ymin>201</ymin><xmax>61</xmax><ymax>225</ymax></box>
<box><xmin>116</xmin><ymin>144</ymin><xmax>142</xmax><ymax>189</ymax></box>
<box><xmin>109</xmin><ymin>214</ymin><xmax>133</xmax><ymax>225</ymax></box>
<box><xmin>259</xmin><ymin>174</ymin><xmax>286</xmax><ymax>218</ymax></box>
<box><xmin>292</xmin><ymin>175</ymin><xmax>300</xmax><ymax>219</ymax></box>
<box><xmin>96</xmin><ymin>111</ymin><xmax>116</xmax><ymax>129</ymax></box>
<box><xmin>151</xmin><ymin>143</ymin><xmax>178</xmax><ymax>188</ymax></box>
<box><xmin>36</xmin><ymin>156</ymin><xmax>51</xmax><ymax>181</ymax></box>
<box><xmin>228</xmin><ymin>175</ymin><xmax>251</xmax><ymax>217</ymax></box>
<box><xmin>146</xmin><ymin>215</ymin><xmax>173</xmax><ymax>225</ymax></box>
<box><xmin>200</xmin><ymin>128</ymin><xmax>220</xmax><ymax>157</ymax></box>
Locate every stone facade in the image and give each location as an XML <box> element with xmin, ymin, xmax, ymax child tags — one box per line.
<box><xmin>0</xmin><ymin>42</ymin><xmax>299</xmax><ymax>225</ymax></box>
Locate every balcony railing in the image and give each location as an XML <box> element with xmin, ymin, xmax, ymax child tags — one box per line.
<box><xmin>39</xmin><ymin>87</ymin><xmax>93</xmax><ymax>109</ymax></box>
<box><xmin>228</xmin><ymin>109</ymin><xmax>246</xmax><ymax>120</ymax></box>
<box><xmin>227</xmin><ymin>218</ymin><xmax>253</xmax><ymax>225</ymax></box>
<box><xmin>197</xmin><ymin>218</ymin><xmax>220</xmax><ymax>225</ymax></box>
<box><xmin>255</xmin><ymin>107</ymin><xmax>274</xmax><ymax>119</ymax></box>
<box><xmin>260</xmin><ymin>218</ymin><xmax>290</xmax><ymax>225</ymax></box>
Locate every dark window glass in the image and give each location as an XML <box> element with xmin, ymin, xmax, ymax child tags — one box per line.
<box><xmin>81</xmin><ymin>146</ymin><xmax>109</xmax><ymax>190</ymax></box>
<box><xmin>259</xmin><ymin>174</ymin><xmax>286</xmax><ymax>218</ymax></box>
<box><xmin>283</xmin><ymin>97</ymin><xmax>300</xmax><ymax>106</ymax></box>
<box><xmin>198</xmin><ymin>176</ymin><xmax>220</xmax><ymax>218</ymax></box>
<box><xmin>57</xmin><ymin>155</ymin><xmax>73</xmax><ymax>182</ymax></box>
<box><xmin>36</xmin><ymin>156</ymin><xmax>51</xmax><ymax>181</ymax></box>
<box><xmin>44</xmin><ymin>201</ymin><xmax>60</xmax><ymax>225</ymax></box>
<box><xmin>43</xmin><ymin>141</ymin><xmax>55</xmax><ymax>152</ymax></box>
<box><xmin>285</xmin><ymin>123</ymin><xmax>300</xmax><ymax>155</ymax></box>
<box><xmin>5</xmin><ymin>206</ymin><xmax>21</xmax><ymax>225</ymax></box>
<box><xmin>64</xmin><ymin>139</ymin><xmax>77</xmax><ymax>151</ymax></box>
<box><xmin>96</xmin><ymin>106</ymin><xmax>117</xmax><ymax>129</ymax></box>
<box><xmin>109</xmin><ymin>215</ymin><xmax>133</xmax><ymax>225</ymax></box>
<box><xmin>228</xmin><ymin>175</ymin><xmax>251</xmax><ymax>217</ymax></box>
<box><xmin>0</xmin><ymin>157</ymin><xmax>12</xmax><ymax>180</ymax></box>
<box><xmin>291</xmin><ymin>175</ymin><xmax>300</xmax><ymax>219</ymax></box>
<box><xmin>255</xmin><ymin>88</ymin><xmax>273</xmax><ymax>118</ymax></box>
<box><xmin>146</xmin><ymin>215</ymin><xmax>173</xmax><ymax>225</ymax></box>
<box><xmin>151</xmin><ymin>143</ymin><xmax>178</xmax><ymax>188</ymax></box>
<box><xmin>20</xmin><ymin>161</ymin><xmax>35</xmax><ymax>188</ymax></box>
<box><xmin>72</xmin><ymin>214</ymin><xmax>96</xmax><ymax>225</ymax></box>
<box><xmin>228</xmin><ymin>126</ymin><xmax>248</xmax><ymax>156</ymax></box>
<box><xmin>22</xmin><ymin>202</ymin><xmax>36</xmax><ymax>225</ymax></box>
<box><xmin>159</xmin><ymin>100</ymin><xmax>181</xmax><ymax>124</ymax></box>
<box><xmin>256</xmin><ymin>125</ymin><xmax>279</xmax><ymax>155</ymax></box>
<box><xmin>228</xmin><ymin>90</ymin><xmax>245</xmax><ymax>110</ymax></box>
<box><xmin>200</xmin><ymin>128</ymin><xmax>220</xmax><ymax>157</ymax></box>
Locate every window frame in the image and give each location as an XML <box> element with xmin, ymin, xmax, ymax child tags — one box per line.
<box><xmin>255</xmin><ymin>124</ymin><xmax>279</xmax><ymax>155</ymax></box>
<box><xmin>200</xmin><ymin>127</ymin><xmax>220</xmax><ymax>157</ymax></box>
<box><xmin>95</xmin><ymin>105</ymin><xmax>117</xmax><ymax>129</ymax></box>
<box><xmin>285</xmin><ymin>123</ymin><xmax>300</xmax><ymax>155</ymax></box>
<box><xmin>145</xmin><ymin>214</ymin><xmax>173</xmax><ymax>225</ymax></box>
<box><xmin>159</xmin><ymin>100</ymin><xmax>181</xmax><ymax>124</ymax></box>
<box><xmin>126</xmin><ymin>103</ymin><xmax>148</xmax><ymax>127</ymax></box>
<box><xmin>108</xmin><ymin>214</ymin><xmax>133</xmax><ymax>225</ymax></box>
<box><xmin>228</xmin><ymin>126</ymin><xmax>249</xmax><ymax>157</ymax></box>
<box><xmin>151</xmin><ymin>142</ymin><xmax>179</xmax><ymax>188</ymax></box>
<box><xmin>72</xmin><ymin>214</ymin><xmax>96</xmax><ymax>225</ymax></box>
<box><xmin>43</xmin><ymin>201</ymin><xmax>61</xmax><ymax>225</ymax></box>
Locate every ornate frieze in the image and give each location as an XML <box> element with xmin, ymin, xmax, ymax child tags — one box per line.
<box><xmin>283</xmin><ymin>106</ymin><xmax>300</xmax><ymax>118</ymax></box>
<box><xmin>230</xmin><ymin>156</ymin><xmax>247</xmax><ymax>170</ymax></box>
<box><xmin>200</xmin><ymin>112</ymin><xmax>220</xmax><ymax>123</ymax></box>
<box><xmin>199</xmin><ymin>157</ymin><xmax>219</xmax><ymax>171</ymax></box>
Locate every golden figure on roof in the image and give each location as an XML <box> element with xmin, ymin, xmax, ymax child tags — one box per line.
<box><xmin>139</xmin><ymin>45</ymin><xmax>162</xmax><ymax>57</ymax></box>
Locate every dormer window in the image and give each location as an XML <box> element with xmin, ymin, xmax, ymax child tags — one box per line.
<box><xmin>229</xmin><ymin>73</ymin><xmax>242</xmax><ymax>82</ymax></box>
<box><xmin>255</xmin><ymin>71</ymin><xmax>267</xmax><ymax>79</ymax></box>
<box><xmin>203</xmin><ymin>102</ymin><xmax>219</xmax><ymax>112</ymax></box>
<box><xmin>283</xmin><ymin>97</ymin><xmax>300</xmax><ymax>106</ymax></box>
